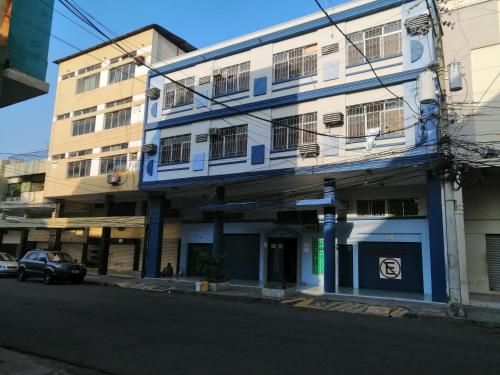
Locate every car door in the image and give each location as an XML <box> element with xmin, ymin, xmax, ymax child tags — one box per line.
<box><xmin>33</xmin><ymin>252</ymin><xmax>48</xmax><ymax>275</ymax></box>
<box><xmin>23</xmin><ymin>251</ymin><xmax>39</xmax><ymax>274</ymax></box>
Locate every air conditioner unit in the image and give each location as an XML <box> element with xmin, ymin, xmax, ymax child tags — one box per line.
<box><xmin>208</xmin><ymin>128</ymin><xmax>219</xmax><ymax>136</ymax></box>
<box><xmin>405</xmin><ymin>13</ymin><xmax>430</xmax><ymax>36</ymax></box>
<box><xmin>299</xmin><ymin>143</ymin><xmax>320</xmax><ymax>158</ymax></box>
<box><xmin>107</xmin><ymin>173</ymin><xmax>121</xmax><ymax>185</ymax></box>
<box><xmin>134</xmin><ymin>55</ymin><xmax>146</xmax><ymax>66</ymax></box>
<box><xmin>323</xmin><ymin>112</ymin><xmax>344</xmax><ymax>127</ymax></box>
<box><xmin>142</xmin><ymin>143</ymin><xmax>157</xmax><ymax>155</ymax></box>
<box><xmin>145</xmin><ymin>87</ymin><xmax>161</xmax><ymax>100</ymax></box>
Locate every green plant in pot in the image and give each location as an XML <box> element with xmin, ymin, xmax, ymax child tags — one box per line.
<box><xmin>196</xmin><ymin>252</ymin><xmax>228</xmax><ymax>283</ymax></box>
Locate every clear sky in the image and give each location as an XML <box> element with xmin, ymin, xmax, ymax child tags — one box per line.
<box><xmin>0</xmin><ymin>0</ymin><xmax>343</xmax><ymax>158</ymax></box>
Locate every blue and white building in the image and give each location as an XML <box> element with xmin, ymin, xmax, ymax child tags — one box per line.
<box><xmin>139</xmin><ymin>0</ymin><xmax>447</xmax><ymax>302</ymax></box>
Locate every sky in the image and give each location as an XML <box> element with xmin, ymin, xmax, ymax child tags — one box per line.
<box><xmin>0</xmin><ymin>0</ymin><xmax>344</xmax><ymax>158</ymax></box>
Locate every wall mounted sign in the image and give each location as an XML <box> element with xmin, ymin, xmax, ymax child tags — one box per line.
<box><xmin>379</xmin><ymin>257</ymin><xmax>402</xmax><ymax>279</ymax></box>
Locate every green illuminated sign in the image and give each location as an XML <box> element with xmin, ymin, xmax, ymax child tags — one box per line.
<box><xmin>312</xmin><ymin>238</ymin><xmax>324</xmax><ymax>275</ymax></box>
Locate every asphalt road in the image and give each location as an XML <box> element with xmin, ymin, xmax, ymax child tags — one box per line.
<box><xmin>1</xmin><ymin>278</ymin><xmax>500</xmax><ymax>375</ymax></box>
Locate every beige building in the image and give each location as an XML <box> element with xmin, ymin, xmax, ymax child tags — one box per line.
<box><xmin>442</xmin><ymin>0</ymin><xmax>500</xmax><ymax>306</ymax></box>
<box><xmin>43</xmin><ymin>25</ymin><xmax>194</xmax><ymax>275</ymax></box>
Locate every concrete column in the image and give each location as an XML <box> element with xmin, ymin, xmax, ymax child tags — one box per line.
<box><xmin>16</xmin><ymin>229</ymin><xmax>29</xmax><ymax>260</ymax></box>
<box><xmin>454</xmin><ymin>188</ymin><xmax>469</xmax><ymax>305</ymax></box>
<box><xmin>323</xmin><ymin>179</ymin><xmax>336</xmax><ymax>293</ymax></box>
<box><xmin>145</xmin><ymin>194</ymin><xmax>167</xmax><ymax>278</ymax></box>
<box><xmin>426</xmin><ymin>171</ymin><xmax>448</xmax><ymax>303</ymax></box>
<box><xmin>98</xmin><ymin>195</ymin><xmax>113</xmax><ymax>275</ymax></box>
<box><xmin>212</xmin><ymin>186</ymin><xmax>225</xmax><ymax>257</ymax></box>
<box><xmin>49</xmin><ymin>199</ymin><xmax>65</xmax><ymax>251</ymax></box>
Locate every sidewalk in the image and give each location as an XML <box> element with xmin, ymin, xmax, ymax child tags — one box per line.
<box><xmin>86</xmin><ymin>273</ymin><xmax>500</xmax><ymax>326</ymax></box>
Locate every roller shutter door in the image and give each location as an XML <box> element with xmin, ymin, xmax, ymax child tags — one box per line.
<box><xmin>223</xmin><ymin>234</ymin><xmax>260</xmax><ymax>280</ymax></box>
<box><xmin>108</xmin><ymin>244</ymin><xmax>135</xmax><ymax>273</ymax></box>
<box><xmin>486</xmin><ymin>234</ymin><xmax>500</xmax><ymax>291</ymax></box>
<box><xmin>61</xmin><ymin>243</ymin><xmax>83</xmax><ymax>262</ymax></box>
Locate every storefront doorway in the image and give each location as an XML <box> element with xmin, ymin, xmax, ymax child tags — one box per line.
<box><xmin>267</xmin><ymin>237</ymin><xmax>297</xmax><ymax>284</ymax></box>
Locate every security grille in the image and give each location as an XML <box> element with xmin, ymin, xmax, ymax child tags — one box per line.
<box><xmin>486</xmin><ymin>234</ymin><xmax>500</xmax><ymax>291</ymax></box>
<box><xmin>209</xmin><ymin>125</ymin><xmax>247</xmax><ymax>160</ymax></box>
<box><xmin>347</xmin><ymin>99</ymin><xmax>404</xmax><ymax>138</ymax></box>
<box><xmin>198</xmin><ymin>76</ymin><xmax>211</xmax><ymax>85</ymax></box>
<box><xmin>160</xmin><ymin>134</ymin><xmax>191</xmax><ymax>165</ymax></box>
<box><xmin>195</xmin><ymin>134</ymin><xmax>208</xmax><ymax>143</ymax></box>
<box><xmin>321</xmin><ymin>43</ymin><xmax>339</xmax><ymax>55</ymax></box>
<box><xmin>323</xmin><ymin>112</ymin><xmax>344</xmax><ymax>126</ymax></box>
<box><xmin>164</xmin><ymin>77</ymin><xmax>195</xmax><ymax>108</ymax></box>
<box><xmin>273</xmin><ymin>44</ymin><xmax>317</xmax><ymax>83</ymax></box>
<box><xmin>272</xmin><ymin>112</ymin><xmax>317</xmax><ymax>151</ymax></box>
<box><xmin>213</xmin><ymin>62</ymin><xmax>250</xmax><ymax>97</ymax></box>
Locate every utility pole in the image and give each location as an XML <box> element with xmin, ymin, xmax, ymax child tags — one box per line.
<box><xmin>430</xmin><ymin>0</ymin><xmax>468</xmax><ymax>313</ymax></box>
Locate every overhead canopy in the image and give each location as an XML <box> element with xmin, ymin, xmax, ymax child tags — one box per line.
<box><xmin>198</xmin><ymin>198</ymin><xmax>345</xmax><ymax>212</ymax></box>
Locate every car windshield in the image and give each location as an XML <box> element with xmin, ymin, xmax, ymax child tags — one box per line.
<box><xmin>0</xmin><ymin>253</ymin><xmax>15</xmax><ymax>261</ymax></box>
<box><xmin>47</xmin><ymin>252</ymin><xmax>74</xmax><ymax>262</ymax></box>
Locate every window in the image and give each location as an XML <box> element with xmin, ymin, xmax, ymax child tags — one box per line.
<box><xmin>160</xmin><ymin>134</ymin><xmax>191</xmax><ymax>165</ymax></box>
<box><xmin>164</xmin><ymin>77</ymin><xmax>194</xmax><ymax>108</ymax></box>
<box><xmin>101</xmin><ymin>143</ymin><xmax>128</xmax><ymax>152</ymax></box>
<box><xmin>73</xmin><ymin>106</ymin><xmax>97</xmax><ymax>117</ymax></box>
<box><xmin>104</xmin><ymin>108</ymin><xmax>131</xmax><ymax>129</ymax></box>
<box><xmin>209</xmin><ymin>125</ymin><xmax>247</xmax><ymax>160</ymax></box>
<box><xmin>52</xmin><ymin>153</ymin><xmax>65</xmax><ymax>160</ymax></box>
<box><xmin>56</xmin><ymin>113</ymin><xmax>70</xmax><ymax>120</ymax></box>
<box><xmin>388</xmin><ymin>198</ymin><xmax>419</xmax><ymax>216</ymax></box>
<box><xmin>61</xmin><ymin>72</ymin><xmax>75</xmax><ymax>80</ymax></box>
<box><xmin>67</xmin><ymin>159</ymin><xmax>91</xmax><ymax>178</ymax></box>
<box><xmin>99</xmin><ymin>154</ymin><xmax>128</xmax><ymax>174</ymax></box>
<box><xmin>105</xmin><ymin>97</ymin><xmax>132</xmax><ymax>108</ymax></box>
<box><xmin>357</xmin><ymin>200</ymin><xmax>386</xmax><ymax>216</ymax></box>
<box><xmin>68</xmin><ymin>149</ymin><xmax>92</xmax><ymax>158</ymax></box>
<box><xmin>30</xmin><ymin>174</ymin><xmax>45</xmax><ymax>192</ymax></box>
<box><xmin>272</xmin><ymin>112</ymin><xmax>317</xmax><ymax>151</ymax></box>
<box><xmin>76</xmin><ymin>73</ymin><xmax>100</xmax><ymax>94</ymax></box>
<box><xmin>78</xmin><ymin>63</ymin><xmax>101</xmax><ymax>75</ymax></box>
<box><xmin>213</xmin><ymin>62</ymin><xmax>250</xmax><ymax>97</ymax></box>
<box><xmin>110</xmin><ymin>51</ymin><xmax>136</xmax><ymax>65</ymax></box>
<box><xmin>347</xmin><ymin>98</ymin><xmax>404</xmax><ymax>138</ymax></box>
<box><xmin>273</xmin><ymin>44</ymin><xmax>318</xmax><ymax>83</ymax></box>
<box><xmin>72</xmin><ymin>116</ymin><xmax>96</xmax><ymax>136</ymax></box>
<box><xmin>108</xmin><ymin>63</ymin><xmax>135</xmax><ymax>84</ymax></box>
<box><xmin>346</xmin><ymin>20</ymin><xmax>401</xmax><ymax>66</ymax></box>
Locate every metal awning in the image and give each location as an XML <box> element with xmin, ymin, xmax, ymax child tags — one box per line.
<box><xmin>198</xmin><ymin>198</ymin><xmax>345</xmax><ymax>212</ymax></box>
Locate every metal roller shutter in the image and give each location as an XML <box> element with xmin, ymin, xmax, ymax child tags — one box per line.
<box><xmin>62</xmin><ymin>243</ymin><xmax>83</xmax><ymax>262</ymax></box>
<box><xmin>108</xmin><ymin>244</ymin><xmax>135</xmax><ymax>273</ymax></box>
<box><xmin>486</xmin><ymin>234</ymin><xmax>500</xmax><ymax>291</ymax></box>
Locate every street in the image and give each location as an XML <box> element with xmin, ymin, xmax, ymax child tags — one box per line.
<box><xmin>1</xmin><ymin>279</ymin><xmax>500</xmax><ymax>375</ymax></box>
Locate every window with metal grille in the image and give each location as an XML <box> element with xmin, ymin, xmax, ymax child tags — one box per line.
<box><xmin>209</xmin><ymin>125</ymin><xmax>248</xmax><ymax>160</ymax></box>
<box><xmin>73</xmin><ymin>106</ymin><xmax>97</xmax><ymax>117</ymax></box>
<box><xmin>346</xmin><ymin>20</ymin><xmax>401</xmax><ymax>66</ymax></box>
<box><xmin>273</xmin><ymin>44</ymin><xmax>318</xmax><ymax>83</ymax></box>
<box><xmin>67</xmin><ymin>159</ymin><xmax>91</xmax><ymax>178</ymax></box>
<box><xmin>160</xmin><ymin>134</ymin><xmax>191</xmax><ymax>165</ymax></box>
<box><xmin>356</xmin><ymin>200</ymin><xmax>386</xmax><ymax>216</ymax></box>
<box><xmin>108</xmin><ymin>63</ymin><xmax>135</xmax><ymax>84</ymax></box>
<box><xmin>99</xmin><ymin>154</ymin><xmax>128</xmax><ymax>174</ymax></box>
<box><xmin>347</xmin><ymin>98</ymin><xmax>404</xmax><ymax>138</ymax></box>
<box><xmin>272</xmin><ymin>112</ymin><xmax>317</xmax><ymax>151</ymax></box>
<box><xmin>388</xmin><ymin>198</ymin><xmax>419</xmax><ymax>216</ymax></box>
<box><xmin>105</xmin><ymin>97</ymin><xmax>132</xmax><ymax>108</ymax></box>
<box><xmin>213</xmin><ymin>62</ymin><xmax>250</xmax><ymax>97</ymax></box>
<box><xmin>72</xmin><ymin>116</ymin><xmax>96</xmax><ymax>136</ymax></box>
<box><xmin>68</xmin><ymin>149</ymin><xmax>92</xmax><ymax>158</ymax></box>
<box><xmin>101</xmin><ymin>143</ymin><xmax>128</xmax><ymax>152</ymax></box>
<box><xmin>163</xmin><ymin>77</ymin><xmax>195</xmax><ymax>108</ymax></box>
<box><xmin>56</xmin><ymin>113</ymin><xmax>70</xmax><ymax>120</ymax></box>
<box><xmin>104</xmin><ymin>108</ymin><xmax>131</xmax><ymax>129</ymax></box>
<box><xmin>76</xmin><ymin>73</ymin><xmax>100</xmax><ymax>94</ymax></box>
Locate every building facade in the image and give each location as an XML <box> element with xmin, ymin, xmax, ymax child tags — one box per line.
<box><xmin>139</xmin><ymin>0</ymin><xmax>448</xmax><ymax>301</ymax></box>
<box><xmin>441</xmin><ymin>0</ymin><xmax>500</xmax><ymax>306</ymax></box>
<box><xmin>40</xmin><ymin>25</ymin><xmax>195</xmax><ymax>275</ymax></box>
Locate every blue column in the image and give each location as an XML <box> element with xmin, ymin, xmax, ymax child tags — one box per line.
<box><xmin>323</xmin><ymin>179</ymin><xmax>336</xmax><ymax>293</ymax></box>
<box><xmin>145</xmin><ymin>194</ymin><xmax>166</xmax><ymax>278</ymax></box>
<box><xmin>426</xmin><ymin>171</ymin><xmax>447</xmax><ymax>302</ymax></box>
<box><xmin>212</xmin><ymin>186</ymin><xmax>225</xmax><ymax>257</ymax></box>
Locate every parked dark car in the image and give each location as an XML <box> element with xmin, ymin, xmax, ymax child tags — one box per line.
<box><xmin>17</xmin><ymin>250</ymin><xmax>86</xmax><ymax>284</ymax></box>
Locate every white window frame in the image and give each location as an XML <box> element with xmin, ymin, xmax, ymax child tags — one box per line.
<box><xmin>209</xmin><ymin>125</ymin><xmax>248</xmax><ymax>160</ymax></box>
<box><xmin>67</xmin><ymin>159</ymin><xmax>92</xmax><ymax>178</ymax></box>
<box><xmin>272</xmin><ymin>112</ymin><xmax>318</xmax><ymax>151</ymax></box>
<box><xmin>72</xmin><ymin>116</ymin><xmax>96</xmax><ymax>136</ymax></box>
<box><xmin>273</xmin><ymin>44</ymin><xmax>318</xmax><ymax>83</ymax></box>
<box><xmin>159</xmin><ymin>134</ymin><xmax>191</xmax><ymax>165</ymax></box>
<box><xmin>108</xmin><ymin>63</ymin><xmax>135</xmax><ymax>84</ymax></box>
<box><xmin>99</xmin><ymin>154</ymin><xmax>128</xmax><ymax>174</ymax></box>
<box><xmin>76</xmin><ymin>73</ymin><xmax>100</xmax><ymax>94</ymax></box>
<box><xmin>163</xmin><ymin>77</ymin><xmax>195</xmax><ymax>108</ymax></box>
<box><xmin>213</xmin><ymin>62</ymin><xmax>250</xmax><ymax>98</ymax></box>
<box><xmin>104</xmin><ymin>108</ymin><xmax>131</xmax><ymax>129</ymax></box>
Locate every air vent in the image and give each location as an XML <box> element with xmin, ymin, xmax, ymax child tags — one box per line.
<box><xmin>321</xmin><ymin>43</ymin><xmax>339</xmax><ymax>55</ymax></box>
<box><xmin>142</xmin><ymin>143</ymin><xmax>158</xmax><ymax>155</ymax></box>
<box><xmin>146</xmin><ymin>87</ymin><xmax>161</xmax><ymax>100</ymax></box>
<box><xmin>405</xmin><ymin>14</ymin><xmax>430</xmax><ymax>35</ymax></box>
<box><xmin>323</xmin><ymin>112</ymin><xmax>344</xmax><ymax>127</ymax></box>
<box><xmin>199</xmin><ymin>76</ymin><xmax>211</xmax><ymax>85</ymax></box>
<box><xmin>299</xmin><ymin>144</ymin><xmax>320</xmax><ymax>158</ymax></box>
<box><xmin>196</xmin><ymin>134</ymin><xmax>208</xmax><ymax>143</ymax></box>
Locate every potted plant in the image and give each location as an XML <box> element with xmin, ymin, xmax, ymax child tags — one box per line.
<box><xmin>196</xmin><ymin>252</ymin><xmax>230</xmax><ymax>292</ymax></box>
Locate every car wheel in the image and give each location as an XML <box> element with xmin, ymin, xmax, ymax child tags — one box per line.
<box><xmin>43</xmin><ymin>270</ymin><xmax>54</xmax><ymax>285</ymax></box>
<box><xmin>17</xmin><ymin>268</ymin><xmax>27</xmax><ymax>281</ymax></box>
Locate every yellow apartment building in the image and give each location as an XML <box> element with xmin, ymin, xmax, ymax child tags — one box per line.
<box><xmin>43</xmin><ymin>25</ymin><xmax>195</xmax><ymax>275</ymax></box>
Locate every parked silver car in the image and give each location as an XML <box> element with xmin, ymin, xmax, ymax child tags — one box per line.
<box><xmin>0</xmin><ymin>252</ymin><xmax>18</xmax><ymax>276</ymax></box>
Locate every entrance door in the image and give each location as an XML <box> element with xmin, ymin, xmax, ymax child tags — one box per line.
<box><xmin>267</xmin><ymin>238</ymin><xmax>297</xmax><ymax>284</ymax></box>
<box><xmin>187</xmin><ymin>243</ymin><xmax>212</xmax><ymax>276</ymax></box>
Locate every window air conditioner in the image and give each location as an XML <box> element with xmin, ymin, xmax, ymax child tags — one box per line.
<box><xmin>323</xmin><ymin>112</ymin><xmax>344</xmax><ymax>127</ymax></box>
<box><xmin>142</xmin><ymin>143</ymin><xmax>157</xmax><ymax>155</ymax></box>
<box><xmin>107</xmin><ymin>173</ymin><xmax>121</xmax><ymax>185</ymax></box>
<box><xmin>145</xmin><ymin>87</ymin><xmax>161</xmax><ymax>100</ymax></box>
<box><xmin>299</xmin><ymin>144</ymin><xmax>320</xmax><ymax>158</ymax></box>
